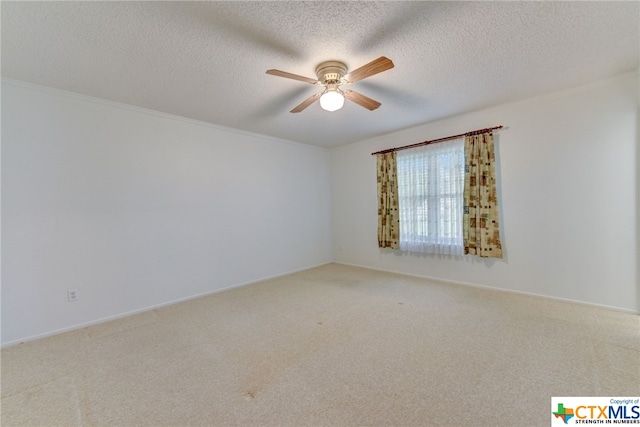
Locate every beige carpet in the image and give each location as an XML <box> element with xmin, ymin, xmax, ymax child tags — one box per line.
<box><xmin>2</xmin><ymin>263</ymin><xmax>639</xmax><ymax>426</ymax></box>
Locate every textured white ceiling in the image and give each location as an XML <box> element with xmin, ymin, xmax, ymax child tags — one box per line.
<box><xmin>2</xmin><ymin>1</ymin><xmax>638</xmax><ymax>148</ymax></box>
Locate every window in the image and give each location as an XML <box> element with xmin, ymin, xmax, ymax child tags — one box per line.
<box><xmin>396</xmin><ymin>138</ymin><xmax>464</xmax><ymax>255</ymax></box>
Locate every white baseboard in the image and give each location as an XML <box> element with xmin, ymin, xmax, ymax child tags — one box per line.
<box><xmin>334</xmin><ymin>261</ymin><xmax>640</xmax><ymax>315</ymax></box>
<box><xmin>1</xmin><ymin>261</ymin><xmax>333</xmax><ymax>348</ymax></box>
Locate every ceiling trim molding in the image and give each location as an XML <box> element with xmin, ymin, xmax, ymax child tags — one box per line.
<box><xmin>1</xmin><ymin>77</ymin><xmax>329</xmax><ymax>153</ymax></box>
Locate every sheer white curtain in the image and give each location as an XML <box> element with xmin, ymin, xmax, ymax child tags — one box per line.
<box><xmin>397</xmin><ymin>138</ymin><xmax>464</xmax><ymax>255</ymax></box>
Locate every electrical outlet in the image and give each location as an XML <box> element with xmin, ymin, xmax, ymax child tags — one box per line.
<box><xmin>67</xmin><ymin>289</ymin><xmax>79</xmax><ymax>302</ymax></box>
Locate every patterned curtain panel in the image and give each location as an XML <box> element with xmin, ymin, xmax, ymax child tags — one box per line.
<box><xmin>376</xmin><ymin>152</ymin><xmax>400</xmax><ymax>249</ymax></box>
<box><xmin>463</xmin><ymin>132</ymin><xmax>503</xmax><ymax>258</ymax></box>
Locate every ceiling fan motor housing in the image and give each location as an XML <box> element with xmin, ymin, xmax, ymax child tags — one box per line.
<box><xmin>315</xmin><ymin>61</ymin><xmax>348</xmax><ymax>85</ymax></box>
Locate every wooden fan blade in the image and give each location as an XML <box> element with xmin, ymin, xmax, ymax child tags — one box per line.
<box><xmin>290</xmin><ymin>92</ymin><xmax>321</xmax><ymax>113</ymax></box>
<box><xmin>344</xmin><ymin>56</ymin><xmax>394</xmax><ymax>84</ymax></box>
<box><xmin>344</xmin><ymin>90</ymin><xmax>381</xmax><ymax>110</ymax></box>
<box><xmin>266</xmin><ymin>69</ymin><xmax>318</xmax><ymax>84</ymax></box>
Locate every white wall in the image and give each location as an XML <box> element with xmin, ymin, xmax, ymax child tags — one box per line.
<box><xmin>2</xmin><ymin>72</ymin><xmax>637</xmax><ymax>346</ymax></box>
<box><xmin>331</xmin><ymin>71</ymin><xmax>639</xmax><ymax>312</ymax></box>
<box><xmin>1</xmin><ymin>80</ymin><xmax>332</xmax><ymax>346</ymax></box>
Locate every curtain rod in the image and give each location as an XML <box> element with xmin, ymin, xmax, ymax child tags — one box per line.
<box><xmin>370</xmin><ymin>125</ymin><xmax>503</xmax><ymax>156</ymax></box>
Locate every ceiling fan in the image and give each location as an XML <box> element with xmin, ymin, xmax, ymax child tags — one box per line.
<box><xmin>266</xmin><ymin>56</ymin><xmax>394</xmax><ymax>113</ymax></box>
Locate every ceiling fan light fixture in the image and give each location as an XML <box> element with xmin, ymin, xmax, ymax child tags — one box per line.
<box><xmin>267</xmin><ymin>57</ymin><xmax>393</xmax><ymax>113</ymax></box>
<box><xmin>319</xmin><ymin>89</ymin><xmax>345</xmax><ymax>112</ymax></box>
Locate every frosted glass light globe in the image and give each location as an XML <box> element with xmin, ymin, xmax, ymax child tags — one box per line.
<box><xmin>319</xmin><ymin>90</ymin><xmax>345</xmax><ymax>112</ymax></box>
